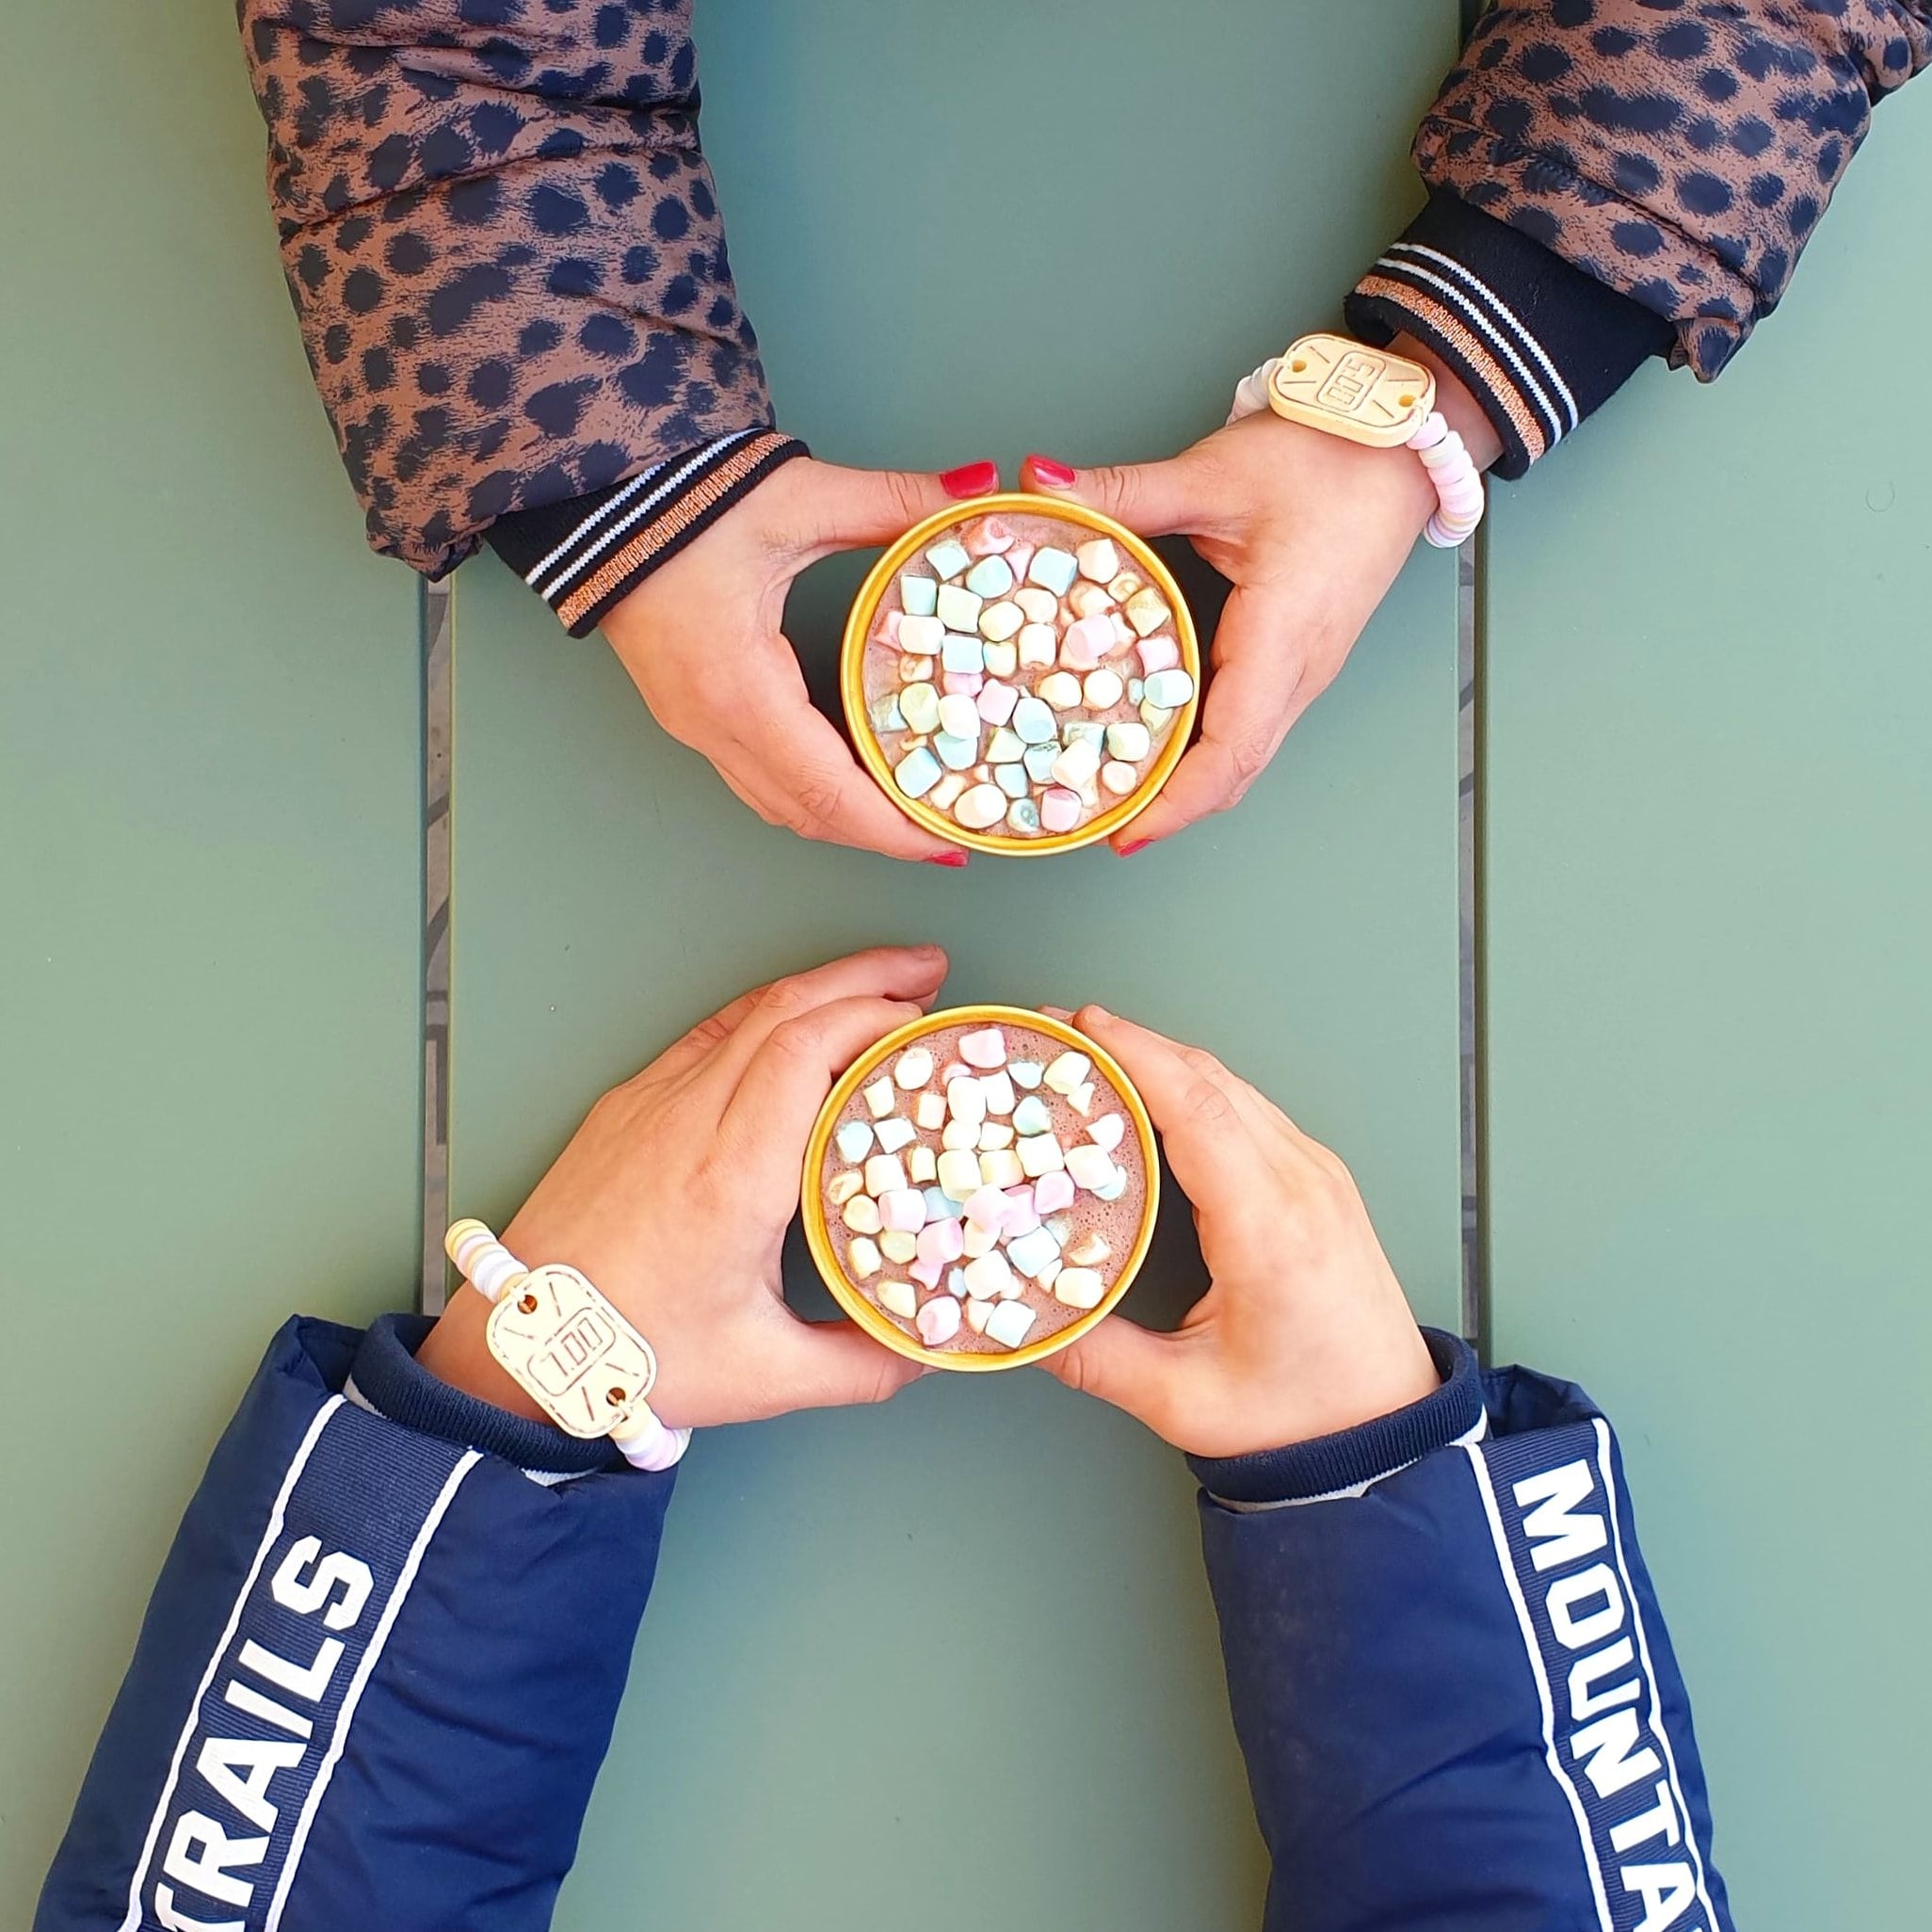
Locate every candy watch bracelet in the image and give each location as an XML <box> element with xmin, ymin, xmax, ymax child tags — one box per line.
<box><xmin>443</xmin><ymin>1219</ymin><xmax>690</xmax><ymax>1472</ymax></box>
<box><xmin>1227</xmin><ymin>330</ymin><xmax>1486</xmax><ymax>548</ymax></box>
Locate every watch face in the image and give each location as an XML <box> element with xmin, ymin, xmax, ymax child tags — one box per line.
<box><xmin>1265</xmin><ymin>332</ymin><xmax>1434</xmax><ymax>447</ymax></box>
<box><xmin>485</xmin><ymin>1264</ymin><xmax>659</xmax><ymax>1440</ymax></box>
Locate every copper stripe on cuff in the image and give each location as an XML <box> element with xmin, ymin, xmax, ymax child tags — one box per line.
<box><xmin>1354</xmin><ymin>276</ymin><xmax>1549</xmax><ymax>465</ymax></box>
<box><xmin>555</xmin><ymin>430</ymin><xmax>794</xmax><ymax>628</ymax></box>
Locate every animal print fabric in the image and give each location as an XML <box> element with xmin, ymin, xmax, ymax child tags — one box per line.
<box><xmin>238</xmin><ymin>0</ymin><xmax>771</xmax><ymax>576</ymax></box>
<box><xmin>1415</xmin><ymin>0</ymin><xmax>1930</xmax><ymax>377</ymax></box>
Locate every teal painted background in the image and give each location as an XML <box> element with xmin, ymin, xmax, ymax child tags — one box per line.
<box><xmin>3</xmin><ymin>0</ymin><xmax>1926</xmax><ymax>1926</ymax></box>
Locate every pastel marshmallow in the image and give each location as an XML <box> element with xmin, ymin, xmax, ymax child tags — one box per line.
<box><xmin>977</xmin><ymin>680</ymin><xmax>1019</xmax><ymax>726</ymax></box>
<box><xmin>1053</xmin><ymin>1268</ymin><xmax>1106</xmax><ymax>1311</ymax></box>
<box><xmin>897</xmin><ymin>613</ymin><xmax>944</xmax><ymax>654</ymax></box>
<box><xmin>963</xmin><ymin>1250</ymin><xmax>1018</xmax><ymax>1301</ymax></box>
<box><xmin>917</xmin><ymin>1216</ymin><xmax>966</xmax><ymax>1265</ymax></box>
<box><xmin>1032</xmin><ymin>1168</ymin><xmax>1075</xmax><ymax>1214</ymax></box>
<box><xmin>1083</xmin><ymin>668</ymin><xmax>1124</xmax><ymax>709</ymax></box>
<box><xmin>916</xmin><ymin>1296</ymin><xmax>962</xmax><ymax>1346</ymax></box>
<box><xmin>1017</xmin><ymin>1133</ymin><xmax>1065</xmax><ymax>1177</ymax></box>
<box><xmin>1026</xmin><ymin>547</ymin><xmax>1078</xmax><ymax>595</ymax></box>
<box><xmin>879</xmin><ymin>1229</ymin><xmax>918</xmax><ymax>1264</ymax></box>
<box><xmin>915</xmin><ymin>1090</ymin><xmax>947</xmax><ymax>1130</ymax></box>
<box><xmin>899</xmin><ymin>574</ymin><xmax>939</xmax><ymax>617</ymax></box>
<box><xmin>877</xmin><ymin>1280</ymin><xmax>917</xmax><ymax>1320</ymax></box>
<box><xmin>963</xmin><ymin>555</ymin><xmax>1014</xmax><ymax>599</ymax></box>
<box><xmin>984</xmin><ymin>1300</ymin><xmax>1038</xmax><ymax>1348</ymax></box>
<box><xmin>835</xmin><ymin>1120</ymin><xmax>875</xmax><ymax>1163</ymax></box>
<box><xmin>937</xmin><ymin>1149</ymin><xmax>983</xmax><ymax>1199</ymax></box>
<box><xmin>1105</xmin><ymin>721</ymin><xmax>1151</xmax><ymax>761</ymax></box>
<box><xmin>1075</xmin><ymin>538</ymin><xmax>1120</xmax><ymax>583</ymax></box>
<box><xmin>1039</xmin><ymin>788</ymin><xmax>1082</xmax><ymax>833</ymax></box>
<box><xmin>952</xmin><ymin>783</ymin><xmax>1007</xmax><ymax>830</ymax></box>
<box><xmin>1060</xmin><ymin>615</ymin><xmax>1115</xmax><ymax>669</ymax></box>
<box><xmin>924</xmin><ymin>539</ymin><xmax>970</xmax><ymax>579</ymax></box>
<box><xmin>894</xmin><ymin>748</ymin><xmax>942</xmax><ymax>799</ymax></box>
<box><xmin>1087</xmin><ymin>1113</ymin><xmax>1126</xmax><ymax>1152</ymax></box>
<box><xmin>936</xmin><ymin>585</ymin><xmax>983</xmax><ymax>632</ymax></box>
<box><xmin>963</xmin><ymin>1185</ymin><xmax>1009</xmax><ymax>1231</ymax></box>
<box><xmin>1043</xmin><ymin>1051</ymin><xmax>1092</xmax><ymax>1094</ymax></box>
<box><xmin>864</xmin><ymin>1077</ymin><xmax>897</xmax><ymax>1118</ymax></box>
<box><xmin>977</xmin><ymin>1149</ymin><xmax>1024</xmax><ymax>1188</ymax></box>
<box><xmin>1135</xmin><ymin>636</ymin><xmax>1180</xmax><ymax>676</ymax></box>
<box><xmin>1064</xmin><ymin>1143</ymin><xmax>1116</xmax><ymax>1191</ymax></box>
<box><xmin>979</xmin><ymin>1071</ymin><xmax>1016</xmax><ymax>1116</ymax></box>
<box><xmin>846</xmin><ymin>1236</ymin><xmax>881</xmax><ymax>1280</ymax></box>
<box><xmin>899</xmin><ymin>683</ymin><xmax>941</xmax><ymax>734</ymax></box>
<box><xmin>1012</xmin><ymin>697</ymin><xmax>1057</xmax><ymax>744</ymax></box>
<box><xmin>1100</xmin><ymin>761</ymin><xmax>1138</xmax><ymax>796</ymax></box>
<box><xmin>864</xmin><ymin>1153</ymin><xmax>909</xmax><ymax>1197</ymax></box>
<box><xmin>1006</xmin><ymin>1225</ymin><xmax>1064</xmax><ymax>1280</ymax></box>
<box><xmin>874</xmin><ymin>1117</ymin><xmax>916</xmax><ymax>1153</ymax></box>
<box><xmin>959</xmin><ymin>1027</ymin><xmax>1008</xmax><ymax>1069</ymax></box>
<box><xmin>977</xmin><ymin>600</ymin><xmax>1023</xmax><ymax>642</ymax></box>
<box><xmin>1143</xmin><ymin>668</ymin><xmax>1196</xmax><ymax>708</ymax></box>
<box><xmin>907</xmin><ymin>1145</ymin><xmax>937</xmax><ymax>1183</ymax></box>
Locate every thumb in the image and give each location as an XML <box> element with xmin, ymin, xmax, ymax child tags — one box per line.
<box><xmin>1042</xmin><ymin>1314</ymin><xmax>1190</xmax><ymax>1445</ymax></box>
<box><xmin>765</xmin><ymin>1316</ymin><xmax>925</xmax><ymax>1415</ymax></box>
<box><xmin>1019</xmin><ymin>451</ymin><xmax>1200</xmax><ymax>539</ymax></box>
<box><xmin>790</xmin><ymin>459</ymin><xmax>989</xmax><ymax>554</ymax></box>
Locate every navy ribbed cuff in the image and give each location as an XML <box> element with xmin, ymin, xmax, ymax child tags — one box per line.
<box><xmin>485</xmin><ymin>427</ymin><xmax>808</xmax><ymax>637</ymax></box>
<box><xmin>1344</xmin><ymin>192</ymin><xmax>1671</xmax><ymax>479</ymax></box>
<box><xmin>1187</xmin><ymin>1328</ymin><xmax>1484</xmax><ymax>1506</ymax></box>
<box><xmin>349</xmin><ymin>1312</ymin><xmax>631</xmax><ymax>1476</ymax></box>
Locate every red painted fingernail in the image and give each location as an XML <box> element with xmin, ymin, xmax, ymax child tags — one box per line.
<box><xmin>1026</xmin><ymin>453</ymin><xmax>1076</xmax><ymax>488</ymax></box>
<box><xmin>926</xmin><ymin>851</ymin><xmax>970</xmax><ymax>868</ymax></box>
<box><xmin>1116</xmin><ymin>838</ymin><xmax>1153</xmax><ymax>858</ymax></box>
<box><xmin>940</xmin><ymin>459</ymin><xmax>999</xmax><ymax>499</ymax></box>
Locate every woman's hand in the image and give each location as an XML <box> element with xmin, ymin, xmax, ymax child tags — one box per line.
<box><xmin>418</xmin><ymin>945</ymin><xmax>950</xmax><ymax>1429</ymax></box>
<box><xmin>1041</xmin><ymin>1007</ymin><xmax>1441</xmax><ymax>1459</ymax></box>
<box><xmin>1022</xmin><ymin>337</ymin><xmax>1501</xmax><ymax>852</ymax></box>
<box><xmin>601</xmin><ymin>458</ymin><xmax>1000</xmax><ymax>864</ymax></box>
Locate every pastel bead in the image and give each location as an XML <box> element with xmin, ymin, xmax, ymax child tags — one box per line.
<box><xmin>1027</xmin><ymin>547</ymin><xmax>1078</xmax><ymax>595</ymax></box>
<box><xmin>899</xmin><ymin>574</ymin><xmax>939</xmax><ymax>617</ymax></box>
<box><xmin>964</xmin><ymin>555</ymin><xmax>1014</xmax><ymax>599</ymax></box>
<box><xmin>952</xmin><ymin>783</ymin><xmax>1006</xmax><ymax>829</ymax></box>
<box><xmin>1143</xmin><ymin>668</ymin><xmax>1196</xmax><ymax>708</ymax></box>
<box><xmin>916</xmin><ymin>1295</ymin><xmax>962</xmax><ymax>1346</ymax></box>
<box><xmin>925</xmin><ymin>539</ymin><xmax>970</xmax><ymax>579</ymax></box>
<box><xmin>894</xmin><ymin>747</ymin><xmax>942</xmax><ymax>799</ymax></box>
<box><xmin>1012</xmin><ymin>697</ymin><xmax>1057</xmax><ymax>744</ymax></box>
<box><xmin>959</xmin><ymin>1026</ymin><xmax>1007</xmax><ymax>1068</ymax></box>
<box><xmin>1039</xmin><ymin>787</ymin><xmax>1082</xmax><ymax>833</ymax></box>
<box><xmin>1032</xmin><ymin>1168</ymin><xmax>1075</xmax><ymax>1214</ymax></box>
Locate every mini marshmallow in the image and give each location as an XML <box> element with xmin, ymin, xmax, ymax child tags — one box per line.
<box><xmin>1083</xmin><ymin>668</ymin><xmax>1124</xmax><ymax>709</ymax></box>
<box><xmin>900</xmin><ymin>683</ymin><xmax>941</xmax><ymax>734</ymax></box>
<box><xmin>978</xmin><ymin>600</ymin><xmax>1023</xmax><ymax>642</ymax></box>
<box><xmin>1006</xmin><ymin>1225</ymin><xmax>1064</xmax><ymax>1280</ymax></box>
<box><xmin>979</xmin><ymin>1070</ymin><xmax>1016</xmax><ymax>1116</ymax></box>
<box><xmin>993</xmin><ymin>765</ymin><xmax>1029</xmax><ymax>799</ymax></box>
<box><xmin>1032</xmin><ymin>1168</ymin><xmax>1075</xmax><ymax>1215</ymax></box>
<box><xmin>941</xmin><ymin>671</ymin><xmax>983</xmax><ymax>696</ymax></box>
<box><xmin>1015</xmin><ymin>588</ymin><xmax>1058</xmax><ymax>624</ymax></box>
<box><xmin>1017</xmin><ymin>622</ymin><xmax>1058</xmax><ymax>668</ymax></box>
<box><xmin>1064</xmin><ymin>1143</ymin><xmax>1115</xmax><ymax>1190</ymax></box>
<box><xmin>959</xmin><ymin>1027</ymin><xmax>1007</xmax><ymax>1069</ymax></box>
<box><xmin>1124</xmin><ymin>588</ymin><xmax>1172</xmax><ymax>636</ymax></box>
<box><xmin>1144</xmin><ymin>668</ymin><xmax>1196</xmax><ymax>708</ymax></box>
<box><xmin>894</xmin><ymin>748</ymin><xmax>942</xmax><ymax>799</ymax></box>
<box><xmin>977</xmin><ymin>1120</ymin><xmax>1015</xmax><ymax>1150</ymax></box>
<box><xmin>894</xmin><ymin>1048</ymin><xmax>934</xmax><ymax>1088</ymax></box>
<box><xmin>1064</xmin><ymin>1229</ymin><xmax>1112</xmax><ymax>1267</ymax></box>
<box><xmin>843</xmin><ymin>1195</ymin><xmax>882</xmax><ymax>1235</ymax></box>
<box><xmin>985</xmin><ymin>1300</ymin><xmax>1038</xmax><ymax>1348</ymax></box>
<box><xmin>953</xmin><ymin>783</ymin><xmax>1006</xmax><ymax>829</ymax></box>
<box><xmin>1012</xmin><ymin>1094</ymin><xmax>1051</xmax><ymax>1137</ymax></box>
<box><xmin>1107</xmin><ymin>571</ymin><xmax>1143</xmax><ymax>602</ymax></box>
<box><xmin>1038</xmin><ymin>671</ymin><xmax>1082</xmax><ymax>710</ymax></box>
<box><xmin>1039</xmin><ymin>788</ymin><xmax>1082</xmax><ymax>833</ymax></box>
<box><xmin>1011</xmin><ymin>697</ymin><xmax>1057</xmax><ymax>744</ymax></box>
<box><xmin>1009</xmin><ymin>1060</ymin><xmax>1044</xmax><ymax>1087</ymax></box>
<box><xmin>947</xmin><ymin>1077</ymin><xmax>988</xmax><ymax>1125</ymax></box>
<box><xmin>1105</xmin><ymin>720</ymin><xmax>1151</xmax><ymax>762</ymax></box>
<box><xmin>1135</xmin><ymin>635</ymin><xmax>1180</xmax><ymax>676</ymax></box>
<box><xmin>1043</xmin><ymin>1051</ymin><xmax>1092</xmax><ymax>1094</ymax></box>
<box><xmin>835</xmin><ymin>1120</ymin><xmax>875</xmax><ymax>1162</ymax></box>
<box><xmin>908</xmin><ymin>1145</ymin><xmax>938</xmax><ymax>1183</ymax></box>
<box><xmin>936</xmin><ymin>584</ymin><xmax>983</xmax><ymax>632</ymax></box>
<box><xmin>879</xmin><ymin>1230</ymin><xmax>917</xmax><ymax>1264</ymax></box>
<box><xmin>880</xmin><ymin>1187</ymin><xmax>928</xmax><ymax>1232</ymax></box>
<box><xmin>1007</xmin><ymin>798</ymin><xmax>1042</xmax><ymax>834</ymax></box>
<box><xmin>864</xmin><ymin>1077</ymin><xmax>897</xmax><ymax>1118</ymax></box>
<box><xmin>900</xmin><ymin>574</ymin><xmax>939</xmax><ymax>616</ymax></box>
<box><xmin>917</xmin><ymin>1216</ymin><xmax>965</xmax><ymax>1265</ymax></box>
<box><xmin>1075</xmin><ymin>538</ymin><xmax>1121</xmax><ymax>583</ymax></box>
<box><xmin>964</xmin><ymin>1296</ymin><xmax>996</xmax><ymax>1335</ymax></box>
<box><xmin>1100</xmin><ymin>762</ymin><xmax>1138</xmax><ymax>796</ymax></box>
<box><xmin>897</xmin><ymin>613</ymin><xmax>944</xmax><ymax>654</ymax></box>
<box><xmin>963</xmin><ymin>555</ymin><xmax>1014</xmax><ymax>599</ymax></box>
<box><xmin>985</xmin><ymin>725</ymin><xmax>1023</xmax><ymax>764</ymax></box>
<box><xmin>1066</xmin><ymin>1082</ymin><xmax>1095</xmax><ymax>1115</ymax></box>
<box><xmin>877</xmin><ymin>1280</ymin><xmax>917</xmax><ymax>1319</ymax></box>
<box><xmin>1059</xmin><ymin>615</ymin><xmax>1114</xmax><ymax>669</ymax></box>
<box><xmin>933</xmin><ymin>732</ymin><xmax>979</xmax><ymax>772</ymax></box>
<box><xmin>916</xmin><ymin>1296</ymin><xmax>962</xmax><ymax>1346</ymax></box>
<box><xmin>1053</xmin><ymin>1268</ymin><xmax>1106</xmax><ymax>1310</ymax></box>
<box><xmin>940</xmin><ymin>634</ymin><xmax>985</xmax><ymax>675</ymax></box>
<box><xmin>1017</xmin><ymin>1133</ymin><xmax>1065</xmax><ymax>1178</ymax></box>
<box><xmin>937</xmin><ymin>692</ymin><xmax>980</xmax><ymax>739</ymax></box>
<box><xmin>978</xmin><ymin>1149</ymin><xmax>1023</xmax><ymax>1188</ymax></box>
<box><xmin>1140</xmin><ymin>700</ymin><xmax>1173</xmax><ymax>732</ymax></box>
<box><xmin>874</xmin><ymin>1117</ymin><xmax>916</xmax><ymax>1154</ymax></box>
<box><xmin>925</xmin><ymin>539</ymin><xmax>970</xmax><ymax>579</ymax></box>
<box><xmin>982</xmin><ymin>641</ymin><xmax>1019</xmax><ymax>680</ymax></box>
<box><xmin>1087</xmin><ymin>1113</ymin><xmax>1126</xmax><ymax>1152</ymax></box>
<box><xmin>965</xmin><ymin>517</ymin><xmax>1015</xmax><ymax>555</ymax></box>
<box><xmin>963</xmin><ymin>1184</ymin><xmax>1008</xmax><ymax>1231</ymax></box>
<box><xmin>847</xmin><ymin>1236</ymin><xmax>881</xmax><ymax>1280</ymax></box>
<box><xmin>1022</xmin><ymin>743</ymin><xmax>1061</xmax><ymax>784</ymax></box>
<box><xmin>962</xmin><ymin>1216</ymin><xmax>1000</xmax><ymax>1257</ymax></box>
<box><xmin>937</xmin><ymin>1149</ymin><xmax>982</xmax><ymax>1199</ymax></box>
<box><xmin>915</xmin><ymin>1091</ymin><xmax>947</xmax><ymax>1130</ymax></box>
<box><xmin>1093</xmin><ymin>1165</ymin><xmax>1130</xmax><ymax>1201</ymax></box>
<box><xmin>828</xmin><ymin>1170</ymin><xmax>864</xmax><ymax>1207</ymax></box>
<box><xmin>1051</xmin><ymin>738</ymin><xmax>1101</xmax><ymax>789</ymax></box>
<box><xmin>1027</xmin><ymin>547</ymin><xmax>1078</xmax><ymax>595</ymax></box>
<box><xmin>963</xmin><ymin>1250</ymin><xmax>1017</xmax><ymax>1301</ymax></box>
<box><xmin>910</xmin><ymin>1255</ymin><xmax>943</xmax><ymax>1288</ymax></box>
<box><xmin>926</xmin><ymin>1187</ymin><xmax>964</xmax><ymax>1220</ymax></box>
<box><xmin>864</xmin><ymin>1153</ymin><xmax>909</xmax><ymax>1197</ymax></box>
<box><xmin>942</xmin><ymin>1117</ymin><xmax>980</xmax><ymax>1151</ymax></box>
<box><xmin>978</xmin><ymin>680</ymin><xmax>1019</xmax><ymax>726</ymax></box>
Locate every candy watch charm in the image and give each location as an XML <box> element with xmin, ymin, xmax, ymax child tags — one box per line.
<box><xmin>1227</xmin><ymin>330</ymin><xmax>1487</xmax><ymax>548</ymax></box>
<box><xmin>444</xmin><ymin>1220</ymin><xmax>690</xmax><ymax>1470</ymax></box>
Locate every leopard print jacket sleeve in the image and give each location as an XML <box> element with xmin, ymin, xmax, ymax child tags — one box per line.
<box><xmin>1346</xmin><ymin>0</ymin><xmax>1930</xmax><ymax>475</ymax></box>
<box><xmin>238</xmin><ymin>0</ymin><xmax>791</xmax><ymax>603</ymax></box>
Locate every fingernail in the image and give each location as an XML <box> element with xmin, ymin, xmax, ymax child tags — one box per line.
<box><xmin>1116</xmin><ymin>837</ymin><xmax>1153</xmax><ymax>858</ymax></box>
<box><xmin>941</xmin><ymin>459</ymin><xmax>999</xmax><ymax>499</ymax></box>
<box><xmin>925</xmin><ymin>850</ymin><xmax>970</xmax><ymax>868</ymax></box>
<box><xmin>1025</xmin><ymin>453</ymin><xmax>1076</xmax><ymax>489</ymax></box>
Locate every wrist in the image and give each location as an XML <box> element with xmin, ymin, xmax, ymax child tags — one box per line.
<box><xmin>415</xmin><ymin>1284</ymin><xmax>549</xmax><ymax>1425</ymax></box>
<box><xmin>1389</xmin><ymin>330</ymin><xmax>1505</xmax><ymax>474</ymax></box>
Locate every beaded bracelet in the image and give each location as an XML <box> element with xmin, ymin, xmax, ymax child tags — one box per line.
<box><xmin>1227</xmin><ymin>332</ymin><xmax>1486</xmax><ymax>549</ymax></box>
<box><xmin>444</xmin><ymin>1219</ymin><xmax>690</xmax><ymax>1472</ymax></box>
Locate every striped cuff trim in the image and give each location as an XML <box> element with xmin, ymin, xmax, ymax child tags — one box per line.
<box><xmin>555</xmin><ymin>429</ymin><xmax>803</xmax><ymax>633</ymax></box>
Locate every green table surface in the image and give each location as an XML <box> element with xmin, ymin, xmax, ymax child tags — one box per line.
<box><xmin>2</xmin><ymin>1</ymin><xmax>1924</xmax><ymax>1927</ymax></box>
